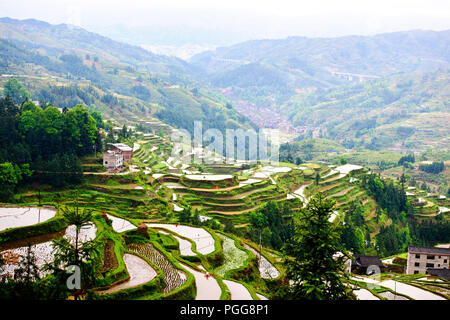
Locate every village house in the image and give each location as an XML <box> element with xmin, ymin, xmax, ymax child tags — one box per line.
<box><xmin>352</xmin><ymin>255</ymin><xmax>385</xmax><ymax>275</ymax></box>
<box><xmin>406</xmin><ymin>246</ymin><xmax>450</xmax><ymax>275</ymax></box>
<box><xmin>103</xmin><ymin>143</ymin><xmax>133</xmax><ymax>171</ymax></box>
<box><xmin>426</xmin><ymin>268</ymin><xmax>450</xmax><ymax>280</ymax></box>
<box><xmin>109</xmin><ymin>143</ymin><xmax>133</xmax><ymax>163</ymax></box>
<box><xmin>103</xmin><ymin>149</ymin><xmax>123</xmax><ymax>170</ymax></box>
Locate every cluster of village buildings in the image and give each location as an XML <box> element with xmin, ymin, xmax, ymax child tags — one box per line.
<box><xmin>349</xmin><ymin>246</ymin><xmax>450</xmax><ymax>280</ymax></box>
<box><xmin>103</xmin><ymin>143</ymin><xmax>133</xmax><ymax>171</ymax></box>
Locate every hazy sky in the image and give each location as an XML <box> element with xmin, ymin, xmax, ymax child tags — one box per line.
<box><xmin>1</xmin><ymin>0</ymin><xmax>449</xmax><ymax>45</ymax></box>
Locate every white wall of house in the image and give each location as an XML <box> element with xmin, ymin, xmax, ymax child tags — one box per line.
<box><xmin>103</xmin><ymin>151</ymin><xmax>123</xmax><ymax>169</ymax></box>
<box><xmin>406</xmin><ymin>252</ymin><xmax>450</xmax><ymax>275</ymax></box>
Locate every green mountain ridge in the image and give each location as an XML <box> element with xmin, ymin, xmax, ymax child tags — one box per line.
<box><xmin>190</xmin><ymin>29</ymin><xmax>450</xmax><ymax>125</ymax></box>
<box><xmin>0</xmin><ymin>19</ymin><xmax>254</xmax><ymax>135</ymax></box>
<box><xmin>191</xmin><ymin>29</ymin><xmax>450</xmax><ymax>82</ymax></box>
<box><xmin>0</xmin><ymin>17</ymin><xmax>197</xmax><ymax>75</ymax></box>
<box><xmin>282</xmin><ymin>69</ymin><xmax>450</xmax><ymax>152</ymax></box>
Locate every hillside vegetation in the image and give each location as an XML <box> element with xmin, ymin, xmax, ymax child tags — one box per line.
<box><xmin>191</xmin><ymin>30</ymin><xmax>450</xmax><ymax>98</ymax></box>
<box><xmin>0</xmin><ymin>19</ymin><xmax>253</xmax><ymax>134</ymax></box>
<box><xmin>282</xmin><ymin>69</ymin><xmax>450</xmax><ymax>152</ymax></box>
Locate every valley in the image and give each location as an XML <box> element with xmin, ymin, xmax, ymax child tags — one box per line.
<box><xmin>0</xmin><ymin>15</ymin><xmax>449</xmax><ymax>302</ymax></box>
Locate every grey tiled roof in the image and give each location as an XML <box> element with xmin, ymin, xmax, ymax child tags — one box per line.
<box><xmin>426</xmin><ymin>268</ymin><xmax>450</xmax><ymax>280</ymax></box>
<box><xmin>408</xmin><ymin>246</ymin><xmax>450</xmax><ymax>255</ymax></box>
<box><xmin>354</xmin><ymin>255</ymin><xmax>384</xmax><ymax>267</ymax></box>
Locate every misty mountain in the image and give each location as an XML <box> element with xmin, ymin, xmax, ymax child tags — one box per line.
<box><xmin>0</xmin><ymin>17</ymin><xmax>199</xmax><ymax>76</ymax></box>
<box><xmin>191</xmin><ymin>29</ymin><xmax>450</xmax><ymax>93</ymax></box>
<box><xmin>0</xmin><ymin>18</ymin><xmax>253</xmax><ymax>135</ymax></box>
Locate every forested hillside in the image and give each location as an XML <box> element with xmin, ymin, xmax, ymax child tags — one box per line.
<box><xmin>0</xmin><ymin>94</ymin><xmax>101</xmax><ymax>199</ymax></box>
<box><xmin>281</xmin><ymin>69</ymin><xmax>450</xmax><ymax>152</ymax></box>
<box><xmin>191</xmin><ymin>29</ymin><xmax>450</xmax><ymax>91</ymax></box>
<box><xmin>0</xmin><ymin>17</ymin><xmax>195</xmax><ymax>74</ymax></box>
<box><xmin>0</xmin><ymin>19</ymin><xmax>253</xmax><ymax>135</ymax></box>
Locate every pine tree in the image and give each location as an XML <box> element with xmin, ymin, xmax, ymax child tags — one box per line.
<box><xmin>280</xmin><ymin>193</ymin><xmax>354</xmax><ymax>300</ymax></box>
<box><xmin>44</xmin><ymin>202</ymin><xmax>99</xmax><ymax>299</ymax></box>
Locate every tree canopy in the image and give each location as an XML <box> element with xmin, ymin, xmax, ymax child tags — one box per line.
<box><xmin>0</xmin><ymin>86</ymin><xmax>103</xmax><ymax>197</ymax></box>
<box><xmin>280</xmin><ymin>193</ymin><xmax>354</xmax><ymax>300</ymax></box>
<box><xmin>3</xmin><ymin>78</ymin><xmax>30</xmax><ymax>105</ymax></box>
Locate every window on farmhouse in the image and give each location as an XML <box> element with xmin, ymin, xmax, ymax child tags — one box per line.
<box><xmin>427</xmin><ymin>255</ymin><xmax>435</xmax><ymax>260</ymax></box>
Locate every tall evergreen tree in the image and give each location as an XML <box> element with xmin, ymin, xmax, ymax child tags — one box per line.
<box><xmin>280</xmin><ymin>193</ymin><xmax>354</xmax><ymax>300</ymax></box>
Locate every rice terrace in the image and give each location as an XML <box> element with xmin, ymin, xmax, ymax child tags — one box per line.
<box><xmin>0</xmin><ymin>0</ymin><xmax>449</xmax><ymax>307</ymax></box>
<box><xmin>1</xmin><ymin>128</ymin><xmax>449</xmax><ymax>301</ymax></box>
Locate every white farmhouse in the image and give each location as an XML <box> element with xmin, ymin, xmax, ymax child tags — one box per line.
<box><xmin>103</xmin><ymin>149</ymin><xmax>123</xmax><ymax>170</ymax></box>
<box><xmin>406</xmin><ymin>246</ymin><xmax>450</xmax><ymax>275</ymax></box>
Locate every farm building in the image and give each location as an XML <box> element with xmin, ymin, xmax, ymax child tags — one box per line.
<box><xmin>352</xmin><ymin>255</ymin><xmax>385</xmax><ymax>275</ymax></box>
<box><xmin>426</xmin><ymin>268</ymin><xmax>450</xmax><ymax>280</ymax></box>
<box><xmin>406</xmin><ymin>246</ymin><xmax>450</xmax><ymax>275</ymax></box>
<box><xmin>103</xmin><ymin>149</ymin><xmax>123</xmax><ymax>170</ymax></box>
<box><xmin>108</xmin><ymin>143</ymin><xmax>133</xmax><ymax>163</ymax></box>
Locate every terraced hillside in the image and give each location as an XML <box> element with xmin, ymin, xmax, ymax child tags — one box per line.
<box><xmin>2</xmin><ymin>128</ymin><xmax>448</xmax><ymax>300</ymax></box>
<box><xmin>0</xmin><ymin>18</ymin><xmax>255</xmax><ymax>133</ymax></box>
<box><xmin>3</xmin><ymin>202</ymin><xmax>448</xmax><ymax>301</ymax></box>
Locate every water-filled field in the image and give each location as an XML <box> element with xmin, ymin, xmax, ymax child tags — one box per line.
<box><xmin>147</xmin><ymin>224</ymin><xmax>215</xmax><ymax>255</ymax></box>
<box><xmin>0</xmin><ymin>223</ymin><xmax>97</xmax><ymax>278</ymax></box>
<box><xmin>214</xmin><ymin>234</ymin><xmax>247</xmax><ymax>277</ymax></box>
<box><xmin>223</xmin><ymin>279</ymin><xmax>253</xmax><ymax>300</ymax></box>
<box><xmin>0</xmin><ymin>207</ymin><xmax>56</xmax><ymax>231</ymax></box>
<box><xmin>184</xmin><ymin>174</ymin><xmax>233</xmax><ymax>181</ymax></box>
<box><xmin>180</xmin><ymin>263</ymin><xmax>222</xmax><ymax>300</ymax></box>
<box><xmin>158</xmin><ymin>230</ymin><xmax>196</xmax><ymax>256</ymax></box>
<box><xmin>243</xmin><ymin>244</ymin><xmax>279</xmax><ymax>279</ymax></box>
<box><xmin>106</xmin><ymin>214</ymin><xmax>137</xmax><ymax>233</ymax></box>
<box><xmin>101</xmin><ymin>253</ymin><xmax>157</xmax><ymax>294</ymax></box>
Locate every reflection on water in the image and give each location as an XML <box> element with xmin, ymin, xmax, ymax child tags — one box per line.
<box><xmin>0</xmin><ymin>222</ymin><xmax>97</xmax><ymax>279</ymax></box>
<box><xmin>0</xmin><ymin>207</ymin><xmax>56</xmax><ymax>231</ymax></box>
<box><xmin>100</xmin><ymin>253</ymin><xmax>157</xmax><ymax>294</ymax></box>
